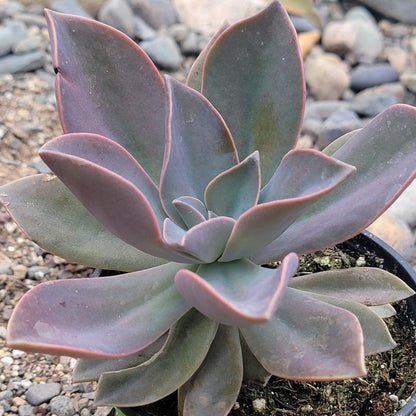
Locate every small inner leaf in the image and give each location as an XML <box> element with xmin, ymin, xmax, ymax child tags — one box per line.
<box><xmin>163</xmin><ymin>216</ymin><xmax>235</xmax><ymax>263</ymax></box>
<box><xmin>172</xmin><ymin>196</ymin><xmax>208</xmax><ymax>228</ymax></box>
<box><xmin>205</xmin><ymin>151</ymin><xmax>261</xmax><ymax>219</ymax></box>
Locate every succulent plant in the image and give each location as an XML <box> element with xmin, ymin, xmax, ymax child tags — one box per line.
<box><xmin>2</xmin><ymin>1</ymin><xmax>416</xmax><ymax>415</ymax></box>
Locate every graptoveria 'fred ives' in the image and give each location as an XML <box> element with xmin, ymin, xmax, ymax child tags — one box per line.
<box><xmin>2</xmin><ymin>1</ymin><xmax>416</xmax><ymax>415</ymax></box>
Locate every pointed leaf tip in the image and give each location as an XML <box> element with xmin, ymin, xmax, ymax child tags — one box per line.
<box><xmin>201</xmin><ymin>0</ymin><xmax>305</xmax><ymax>184</ymax></box>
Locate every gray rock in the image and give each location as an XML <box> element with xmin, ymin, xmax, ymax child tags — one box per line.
<box><xmin>49</xmin><ymin>396</ymin><xmax>77</xmax><ymax>416</ymax></box>
<box><xmin>50</xmin><ymin>0</ymin><xmax>92</xmax><ymax>18</ymax></box>
<box><xmin>17</xmin><ymin>405</ymin><xmax>34</xmax><ymax>416</ymax></box>
<box><xmin>12</xmin><ymin>13</ymin><xmax>48</xmax><ymax>29</ymax></box>
<box><xmin>0</xmin><ymin>390</ymin><xmax>12</xmax><ymax>402</ymax></box>
<box><xmin>0</xmin><ymin>325</ymin><xmax>7</xmax><ymax>340</ymax></box>
<box><xmin>26</xmin><ymin>383</ymin><xmax>61</xmax><ymax>406</ymax></box>
<box><xmin>98</xmin><ymin>0</ymin><xmax>135</xmax><ymax>37</ymax></box>
<box><xmin>289</xmin><ymin>14</ymin><xmax>318</xmax><ymax>33</ymax></box>
<box><xmin>0</xmin><ymin>50</ymin><xmax>45</xmax><ymax>75</ymax></box>
<box><xmin>304</xmin><ymin>100</ymin><xmax>353</xmax><ymax>120</ymax></box>
<box><xmin>181</xmin><ymin>31</ymin><xmax>208</xmax><ymax>54</ymax></box>
<box><xmin>358</xmin><ymin>0</ymin><xmax>416</xmax><ymax>25</ymax></box>
<box><xmin>140</xmin><ymin>35</ymin><xmax>182</xmax><ymax>69</ymax></box>
<box><xmin>0</xmin><ymin>1</ymin><xmax>25</xmax><ymax>18</ymax></box>
<box><xmin>13</xmin><ymin>33</ymin><xmax>43</xmax><ymax>54</ymax></box>
<box><xmin>317</xmin><ymin>108</ymin><xmax>363</xmax><ymax>149</ymax></box>
<box><xmin>0</xmin><ymin>261</ymin><xmax>13</xmax><ymax>274</ymax></box>
<box><xmin>26</xmin><ymin>265</ymin><xmax>50</xmax><ymax>280</ymax></box>
<box><xmin>0</xmin><ymin>20</ymin><xmax>27</xmax><ymax>56</ymax></box>
<box><xmin>133</xmin><ymin>15</ymin><xmax>157</xmax><ymax>40</ymax></box>
<box><xmin>345</xmin><ymin>7</ymin><xmax>383</xmax><ymax>63</ymax></box>
<box><xmin>128</xmin><ymin>0</ymin><xmax>176</xmax><ymax>29</ymax></box>
<box><xmin>352</xmin><ymin>83</ymin><xmax>405</xmax><ymax>116</ymax></box>
<box><xmin>350</xmin><ymin>63</ymin><xmax>399</xmax><ymax>90</ymax></box>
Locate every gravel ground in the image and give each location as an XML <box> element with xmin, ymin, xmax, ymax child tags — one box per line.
<box><xmin>0</xmin><ymin>0</ymin><xmax>415</xmax><ymax>415</ymax></box>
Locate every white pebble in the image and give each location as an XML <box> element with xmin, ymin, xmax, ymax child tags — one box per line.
<box><xmin>389</xmin><ymin>394</ymin><xmax>399</xmax><ymax>403</ymax></box>
<box><xmin>355</xmin><ymin>256</ymin><xmax>366</xmax><ymax>266</ymax></box>
<box><xmin>253</xmin><ymin>398</ymin><xmax>267</xmax><ymax>413</ymax></box>
<box><xmin>12</xmin><ymin>349</ymin><xmax>26</xmax><ymax>358</ymax></box>
<box><xmin>1</xmin><ymin>356</ymin><xmax>13</xmax><ymax>365</ymax></box>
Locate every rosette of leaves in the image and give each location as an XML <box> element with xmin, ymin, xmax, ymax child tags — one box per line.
<box><xmin>3</xmin><ymin>2</ymin><xmax>416</xmax><ymax>415</ymax></box>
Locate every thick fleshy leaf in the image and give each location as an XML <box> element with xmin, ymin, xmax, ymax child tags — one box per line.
<box><xmin>174</xmin><ymin>254</ymin><xmax>299</xmax><ymax>326</ymax></box>
<box><xmin>369</xmin><ymin>304</ymin><xmax>396</xmax><ymax>319</ymax></box>
<box><xmin>178</xmin><ymin>325</ymin><xmax>243</xmax><ymax>416</ymax></box>
<box><xmin>0</xmin><ymin>175</ymin><xmax>165</xmax><ymax>271</ymax></box>
<box><xmin>163</xmin><ymin>217</ymin><xmax>235</xmax><ymax>263</ymax></box>
<box><xmin>260</xmin><ymin>149</ymin><xmax>356</xmax><ymax>203</ymax></box>
<box><xmin>40</xmin><ymin>133</ymin><xmax>165</xmax><ymax>221</ymax></box>
<box><xmin>220</xmin><ymin>151</ymin><xmax>355</xmax><ymax>262</ymax></box>
<box><xmin>172</xmin><ymin>196</ymin><xmax>207</xmax><ymax>228</ymax></box>
<box><xmin>253</xmin><ymin>104</ymin><xmax>416</xmax><ymax>263</ymax></box>
<box><xmin>289</xmin><ymin>267</ymin><xmax>415</xmax><ymax>305</ymax></box>
<box><xmin>6</xmin><ymin>263</ymin><xmax>193</xmax><ymax>357</ymax></box>
<box><xmin>95</xmin><ymin>309</ymin><xmax>218</xmax><ymax>406</ymax></box>
<box><xmin>201</xmin><ymin>0</ymin><xmax>305</xmax><ymax>185</ymax></box>
<box><xmin>73</xmin><ymin>334</ymin><xmax>168</xmax><ymax>382</ymax></box>
<box><xmin>45</xmin><ymin>10</ymin><xmax>165</xmax><ymax>183</ymax></box>
<box><xmin>240</xmin><ymin>335</ymin><xmax>271</xmax><ymax>385</ymax></box>
<box><xmin>309</xmin><ymin>294</ymin><xmax>396</xmax><ymax>355</ymax></box>
<box><xmin>205</xmin><ymin>151</ymin><xmax>261</xmax><ymax>219</ymax></box>
<box><xmin>160</xmin><ymin>76</ymin><xmax>238</xmax><ymax>225</ymax></box>
<box><xmin>39</xmin><ymin>135</ymin><xmax>193</xmax><ymax>263</ymax></box>
<box><xmin>241</xmin><ymin>288</ymin><xmax>366</xmax><ymax>381</ymax></box>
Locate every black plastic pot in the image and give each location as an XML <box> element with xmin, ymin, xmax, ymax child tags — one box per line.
<box><xmin>110</xmin><ymin>230</ymin><xmax>416</xmax><ymax>416</ymax></box>
<box><xmin>345</xmin><ymin>230</ymin><xmax>416</xmax><ymax>416</ymax></box>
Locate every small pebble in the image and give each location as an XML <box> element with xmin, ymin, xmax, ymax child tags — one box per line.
<box><xmin>1</xmin><ymin>356</ymin><xmax>14</xmax><ymax>366</ymax></box>
<box><xmin>49</xmin><ymin>395</ymin><xmax>77</xmax><ymax>416</ymax></box>
<box><xmin>252</xmin><ymin>398</ymin><xmax>267</xmax><ymax>413</ymax></box>
<box><xmin>140</xmin><ymin>34</ymin><xmax>182</xmax><ymax>69</ymax></box>
<box><xmin>350</xmin><ymin>63</ymin><xmax>399</xmax><ymax>91</ymax></box>
<box><xmin>17</xmin><ymin>404</ymin><xmax>34</xmax><ymax>416</ymax></box>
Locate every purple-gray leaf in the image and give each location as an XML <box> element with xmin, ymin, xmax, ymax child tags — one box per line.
<box><xmin>174</xmin><ymin>253</ymin><xmax>299</xmax><ymax>326</ymax></box>
<box><xmin>6</xmin><ymin>263</ymin><xmax>193</xmax><ymax>357</ymax></box>
<box><xmin>45</xmin><ymin>10</ymin><xmax>165</xmax><ymax>183</ymax></box>
<box><xmin>160</xmin><ymin>76</ymin><xmax>238</xmax><ymax>225</ymax></box>
<box><xmin>241</xmin><ymin>288</ymin><xmax>366</xmax><ymax>380</ymax></box>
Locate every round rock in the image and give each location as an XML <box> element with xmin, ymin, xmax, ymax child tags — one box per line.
<box><xmin>350</xmin><ymin>63</ymin><xmax>399</xmax><ymax>91</ymax></box>
<box><xmin>140</xmin><ymin>35</ymin><xmax>182</xmax><ymax>69</ymax></box>
<box><xmin>98</xmin><ymin>0</ymin><xmax>135</xmax><ymax>37</ymax></box>
<box><xmin>351</xmin><ymin>83</ymin><xmax>405</xmax><ymax>116</ymax></box>
<box><xmin>128</xmin><ymin>0</ymin><xmax>177</xmax><ymax>29</ymax></box>
<box><xmin>49</xmin><ymin>396</ymin><xmax>77</xmax><ymax>416</ymax></box>
<box><xmin>26</xmin><ymin>383</ymin><xmax>61</xmax><ymax>406</ymax></box>
<box><xmin>316</xmin><ymin>107</ymin><xmax>363</xmax><ymax>149</ymax></box>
